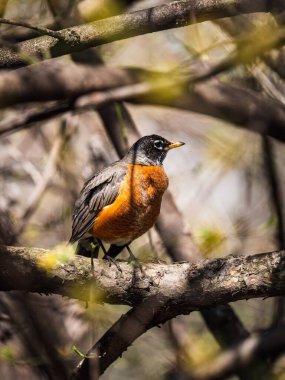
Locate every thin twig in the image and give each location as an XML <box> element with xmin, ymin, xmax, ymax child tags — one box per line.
<box><xmin>0</xmin><ymin>102</ymin><xmax>70</xmax><ymax>138</ymax></box>
<box><xmin>0</xmin><ymin>68</ymin><xmax>284</xmax><ymax>146</ymax></box>
<box><xmin>17</xmin><ymin>120</ymin><xmax>68</xmax><ymax>235</ymax></box>
<box><xmin>7</xmin><ymin>145</ymin><xmax>42</xmax><ymax>184</ymax></box>
<box><xmin>0</xmin><ymin>17</ymin><xmax>67</xmax><ymax>41</ymax></box>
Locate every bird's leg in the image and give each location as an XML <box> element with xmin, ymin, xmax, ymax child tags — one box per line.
<box><xmin>86</xmin><ymin>241</ymin><xmax>100</xmax><ymax>309</ymax></box>
<box><xmin>126</xmin><ymin>245</ymin><xmax>137</xmax><ymax>264</ymax></box>
<box><xmin>99</xmin><ymin>239</ymin><xmax>122</xmax><ymax>273</ymax></box>
<box><xmin>90</xmin><ymin>242</ymin><xmax>99</xmax><ymax>273</ymax></box>
<box><xmin>126</xmin><ymin>245</ymin><xmax>145</xmax><ymax>276</ymax></box>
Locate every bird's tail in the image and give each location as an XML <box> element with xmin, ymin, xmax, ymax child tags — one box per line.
<box><xmin>69</xmin><ymin>237</ymin><xmax>76</xmax><ymax>245</ymax></box>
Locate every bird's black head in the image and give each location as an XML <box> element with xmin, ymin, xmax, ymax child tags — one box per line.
<box><xmin>125</xmin><ymin>135</ymin><xmax>185</xmax><ymax>166</ymax></box>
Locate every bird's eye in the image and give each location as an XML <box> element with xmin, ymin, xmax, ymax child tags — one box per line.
<box><xmin>154</xmin><ymin>140</ymin><xmax>164</xmax><ymax>150</ymax></box>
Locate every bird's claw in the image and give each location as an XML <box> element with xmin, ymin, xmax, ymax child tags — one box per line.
<box><xmin>128</xmin><ymin>256</ymin><xmax>145</xmax><ymax>277</ymax></box>
<box><xmin>104</xmin><ymin>255</ymin><xmax>123</xmax><ymax>274</ymax></box>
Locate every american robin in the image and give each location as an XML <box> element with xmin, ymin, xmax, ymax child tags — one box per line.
<box><xmin>69</xmin><ymin>135</ymin><xmax>184</xmax><ymax>263</ymax></box>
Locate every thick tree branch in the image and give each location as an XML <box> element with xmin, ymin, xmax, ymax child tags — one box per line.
<box><xmin>2</xmin><ymin>244</ymin><xmax>284</xmax><ymax>378</ymax></box>
<box><xmin>88</xmin><ymin>315</ymin><xmax>283</xmax><ymax>380</ymax></box>
<box><xmin>71</xmin><ymin>297</ymin><xmax>165</xmax><ymax>379</ymax></box>
<box><xmin>0</xmin><ymin>61</ymin><xmax>142</xmax><ymax>108</ymax></box>
<box><xmin>0</xmin><ymin>0</ymin><xmax>279</xmax><ymax>68</ymax></box>
<box><xmin>1</xmin><ymin>62</ymin><xmax>285</xmax><ymax>142</ymax></box>
<box><xmin>1</xmin><ymin>245</ymin><xmax>285</xmax><ymax>309</ymax></box>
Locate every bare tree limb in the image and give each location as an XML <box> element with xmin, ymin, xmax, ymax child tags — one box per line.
<box><xmin>0</xmin><ymin>245</ymin><xmax>285</xmax><ymax>308</ymax></box>
<box><xmin>187</xmin><ymin>324</ymin><xmax>285</xmax><ymax>380</ymax></box>
<box><xmin>16</xmin><ymin>120</ymin><xmax>69</xmax><ymax>235</ymax></box>
<box><xmin>1</xmin><ymin>239</ymin><xmax>278</xmax><ymax>380</ymax></box>
<box><xmin>1</xmin><ymin>62</ymin><xmax>285</xmax><ymax>142</ymax></box>
<box><xmin>0</xmin><ymin>61</ymin><xmax>142</xmax><ymax>108</ymax></box>
<box><xmin>0</xmin><ymin>101</ymin><xmax>71</xmax><ymax>137</ymax></box>
<box><xmin>71</xmin><ymin>297</ymin><xmax>165</xmax><ymax>379</ymax></box>
<box><xmin>0</xmin><ymin>0</ymin><xmax>280</xmax><ymax>68</ymax></box>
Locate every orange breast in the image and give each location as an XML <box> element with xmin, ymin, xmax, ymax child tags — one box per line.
<box><xmin>90</xmin><ymin>164</ymin><xmax>169</xmax><ymax>244</ymax></box>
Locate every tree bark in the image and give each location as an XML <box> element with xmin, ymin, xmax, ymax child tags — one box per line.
<box><xmin>1</xmin><ymin>245</ymin><xmax>285</xmax><ymax>309</ymax></box>
<box><xmin>0</xmin><ymin>0</ymin><xmax>277</xmax><ymax>68</ymax></box>
<box><xmin>1</xmin><ymin>62</ymin><xmax>285</xmax><ymax>142</ymax></box>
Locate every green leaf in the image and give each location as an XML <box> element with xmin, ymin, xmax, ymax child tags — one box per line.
<box><xmin>73</xmin><ymin>345</ymin><xmax>96</xmax><ymax>359</ymax></box>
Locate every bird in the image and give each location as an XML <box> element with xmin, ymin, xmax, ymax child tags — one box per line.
<box><xmin>69</xmin><ymin>134</ymin><xmax>185</xmax><ymax>265</ymax></box>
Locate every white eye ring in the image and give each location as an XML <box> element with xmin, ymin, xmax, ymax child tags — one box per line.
<box><xmin>154</xmin><ymin>140</ymin><xmax>164</xmax><ymax>150</ymax></box>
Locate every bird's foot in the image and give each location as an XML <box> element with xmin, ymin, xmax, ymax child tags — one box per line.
<box><xmin>126</xmin><ymin>246</ymin><xmax>145</xmax><ymax>278</ymax></box>
<box><xmin>103</xmin><ymin>255</ymin><xmax>123</xmax><ymax>273</ymax></box>
<box><xmin>99</xmin><ymin>239</ymin><xmax>122</xmax><ymax>274</ymax></box>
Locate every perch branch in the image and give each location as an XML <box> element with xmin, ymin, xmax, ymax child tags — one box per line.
<box><xmin>0</xmin><ymin>245</ymin><xmax>284</xmax><ymax>311</ymax></box>
<box><xmin>1</xmin><ymin>245</ymin><xmax>284</xmax><ymax>377</ymax></box>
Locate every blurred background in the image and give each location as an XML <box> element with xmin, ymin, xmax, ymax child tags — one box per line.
<box><xmin>0</xmin><ymin>0</ymin><xmax>284</xmax><ymax>379</ymax></box>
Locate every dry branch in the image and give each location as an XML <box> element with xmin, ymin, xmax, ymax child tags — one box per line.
<box><xmin>1</xmin><ymin>245</ymin><xmax>284</xmax><ymax>377</ymax></box>
<box><xmin>0</xmin><ymin>245</ymin><xmax>285</xmax><ymax>309</ymax></box>
<box><xmin>1</xmin><ymin>62</ymin><xmax>285</xmax><ymax>142</ymax></box>
<box><xmin>188</xmin><ymin>325</ymin><xmax>285</xmax><ymax>380</ymax></box>
<box><xmin>17</xmin><ymin>122</ymin><xmax>68</xmax><ymax>235</ymax></box>
<box><xmin>0</xmin><ymin>18</ymin><xmax>66</xmax><ymax>41</ymax></box>
<box><xmin>0</xmin><ymin>61</ymin><xmax>141</xmax><ymax>108</ymax></box>
<box><xmin>0</xmin><ymin>0</ymin><xmax>279</xmax><ymax>68</ymax></box>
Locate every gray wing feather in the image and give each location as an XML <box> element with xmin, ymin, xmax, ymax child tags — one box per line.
<box><xmin>69</xmin><ymin>162</ymin><xmax>127</xmax><ymax>243</ymax></box>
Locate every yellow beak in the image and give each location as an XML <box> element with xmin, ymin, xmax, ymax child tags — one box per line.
<box><xmin>165</xmin><ymin>141</ymin><xmax>185</xmax><ymax>151</ymax></box>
